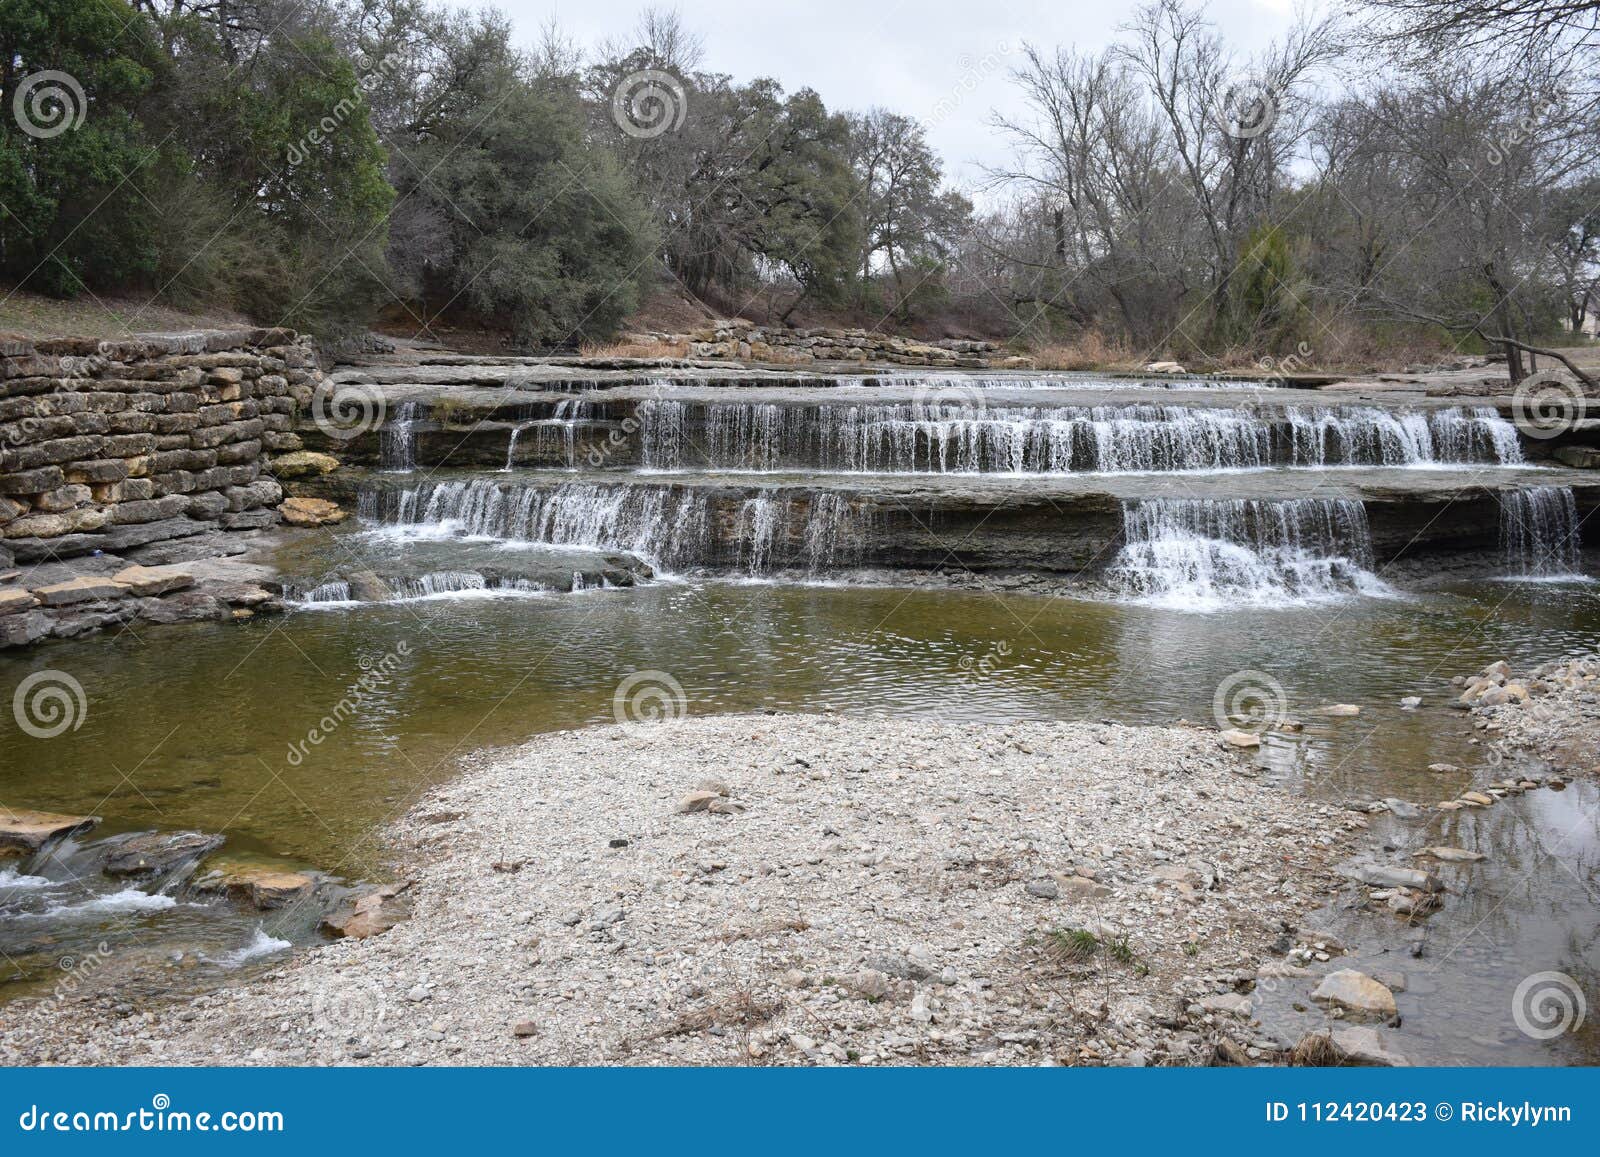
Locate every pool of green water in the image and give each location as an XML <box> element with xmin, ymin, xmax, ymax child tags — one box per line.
<box><xmin>2</xmin><ymin>576</ymin><xmax>1597</xmax><ymax>1061</ymax></box>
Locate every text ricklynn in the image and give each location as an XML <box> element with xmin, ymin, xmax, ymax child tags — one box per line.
<box><xmin>1460</xmin><ymin>1102</ymin><xmax>1572</xmax><ymax>1127</ymax></box>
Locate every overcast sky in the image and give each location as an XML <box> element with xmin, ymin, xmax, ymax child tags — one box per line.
<box><xmin>484</xmin><ymin>0</ymin><xmax>1311</xmax><ymax>190</ymax></box>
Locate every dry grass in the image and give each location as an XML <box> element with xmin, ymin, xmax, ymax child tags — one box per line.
<box><xmin>0</xmin><ymin>284</ymin><xmax>251</xmax><ymax>339</ymax></box>
<box><xmin>1289</xmin><ymin>1032</ymin><xmax>1347</xmax><ymax>1066</ymax></box>
<box><xmin>1028</xmin><ymin>331</ymin><xmax>1142</xmax><ymax>372</ymax></box>
<box><xmin>578</xmin><ymin>337</ymin><xmax>689</xmax><ymax>359</ymax></box>
<box><xmin>709</xmin><ymin>917</ymin><xmax>811</xmax><ymax>944</ymax></box>
<box><xmin>627</xmin><ymin>991</ymin><xmax>783</xmax><ymax>1047</ymax></box>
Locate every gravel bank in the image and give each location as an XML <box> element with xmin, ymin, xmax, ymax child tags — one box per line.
<box><xmin>0</xmin><ymin>714</ymin><xmax>1361</xmax><ymax>1067</ymax></box>
<box><xmin>1460</xmin><ymin>654</ymin><xmax>1600</xmax><ymax>775</ymax></box>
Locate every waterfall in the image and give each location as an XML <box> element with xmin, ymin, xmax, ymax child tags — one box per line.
<box><xmin>1108</xmin><ymin>498</ymin><xmax>1389</xmax><ymax>609</ymax></box>
<box><xmin>1500</xmin><ymin>487</ymin><xmax>1585</xmax><ymax>578</ymax></box>
<box><xmin>504</xmin><ymin>399</ymin><xmax>594</xmax><ymax>470</ymax></box>
<box><xmin>373</xmin><ymin>479</ymin><xmax>866</xmax><ymax>576</ymax></box>
<box><xmin>1285</xmin><ymin>405</ymin><xmax>1523</xmax><ymax>467</ymax></box>
<box><xmin>292</xmin><ymin>580</ymin><xmax>352</xmax><ymax>603</ymax></box>
<box><xmin>633</xmin><ymin>402</ymin><xmax>1522</xmax><ymax>474</ymax></box>
<box><xmin>379</xmin><ymin>401</ymin><xmax>427</xmax><ymax>473</ymax></box>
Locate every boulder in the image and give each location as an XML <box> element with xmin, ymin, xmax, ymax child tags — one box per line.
<box><xmin>32</xmin><ymin>576</ymin><xmax>127</xmax><ymax>606</ymax></box>
<box><xmin>2</xmin><ymin>508</ymin><xmax>110</xmax><ymax>539</ymax></box>
<box><xmin>322</xmin><ymin>882</ymin><xmax>411</xmax><ymax>939</ymax></box>
<box><xmin>1198</xmin><ymin>992</ymin><xmax>1253</xmax><ymax>1017</ymax></box>
<box><xmin>0</xmin><ymin>808</ymin><xmax>98</xmax><ymax>855</ymax></box>
<box><xmin>344</xmin><ymin>571</ymin><xmax>394</xmax><ymax>602</ymax></box>
<box><xmin>1328</xmin><ymin>1026</ymin><xmax>1410</xmax><ymax>1066</ymax></box>
<box><xmin>193</xmin><ymin>862</ymin><xmax>314</xmax><ymax>909</ymax></box>
<box><xmin>1311</xmin><ymin>969</ymin><xmax>1398</xmax><ymax>1021</ymax></box>
<box><xmin>264</xmin><ymin>451</ymin><xmax>341</xmax><ymax>479</ymax></box>
<box><xmin>843</xmin><ymin>969</ymin><xmax>890</xmax><ymax>1000</ymax></box>
<box><xmin>100</xmin><ymin>830</ymin><xmax>225</xmax><ymax>877</ymax></box>
<box><xmin>0</xmin><ymin>588</ymin><xmax>38</xmax><ymax>616</ymax></box>
<box><xmin>277</xmin><ymin>497</ymin><xmax>348</xmax><ymax>527</ymax></box>
<box><xmin>0</xmin><ymin>609</ymin><xmax>51</xmax><ymax>648</ymax></box>
<box><xmin>111</xmin><ymin>564</ymin><xmax>194</xmax><ymax>597</ymax></box>
<box><xmin>1220</xmin><ymin>728</ymin><xmax>1261</xmax><ymax>748</ymax></box>
<box><xmin>675</xmin><ymin>790</ymin><xmax>721</xmax><ymax>814</ymax></box>
<box><xmin>1342</xmin><ymin>863</ymin><xmax>1444</xmax><ymax>892</ymax></box>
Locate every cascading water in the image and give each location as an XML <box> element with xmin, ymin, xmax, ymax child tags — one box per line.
<box><xmin>287</xmin><ymin>572</ymin><xmax>546</xmax><ymax>605</ymax></box>
<box><xmin>1108</xmin><ymin>498</ymin><xmax>1390</xmax><ymax>609</ymax></box>
<box><xmin>294</xmin><ymin>579</ymin><xmax>353</xmax><ymax>603</ymax></box>
<box><xmin>505</xmin><ymin>399</ymin><xmax>595</xmax><ymax>470</ymax></box>
<box><xmin>379</xmin><ymin>401</ymin><xmax>427</xmax><ymax>473</ymax></box>
<box><xmin>634</xmin><ymin>401</ymin><xmax>1522</xmax><ymax>474</ymax></box>
<box><xmin>375</xmin><ymin>479</ymin><xmax>866</xmax><ymax>576</ymax></box>
<box><xmin>1500</xmin><ymin>486</ymin><xmax>1585</xmax><ymax>579</ymax></box>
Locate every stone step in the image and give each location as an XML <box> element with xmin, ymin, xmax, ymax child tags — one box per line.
<box><xmin>0</xmin><ymin>808</ymin><xmax>99</xmax><ymax>856</ymax></box>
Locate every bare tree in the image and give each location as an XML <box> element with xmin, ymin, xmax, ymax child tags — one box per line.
<box><xmin>1117</xmin><ymin>0</ymin><xmax>1339</xmax><ymax>341</ymax></box>
<box><xmin>1323</xmin><ymin>56</ymin><xmax>1600</xmax><ymax>385</ymax></box>
<box><xmin>1360</xmin><ymin>0</ymin><xmax>1600</xmax><ymax>55</ymax></box>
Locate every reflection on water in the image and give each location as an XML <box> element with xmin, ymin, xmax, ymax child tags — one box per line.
<box><xmin>1</xmin><ymin>578</ymin><xmax>1597</xmax><ymax>1061</ymax></box>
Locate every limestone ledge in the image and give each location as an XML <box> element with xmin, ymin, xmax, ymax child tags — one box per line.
<box><xmin>622</xmin><ymin>321</ymin><xmax>1030</xmax><ymax>369</ymax></box>
<box><xmin>0</xmin><ymin>555</ymin><xmax>285</xmax><ymax>649</ymax></box>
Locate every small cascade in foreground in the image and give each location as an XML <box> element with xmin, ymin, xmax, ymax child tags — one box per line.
<box><xmin>1500</xmin><ymin>486</ymin><xmax>1584</xmax><ymax>578</ymax></box>
<box><xmin>1108</xmin><ymin>498</ymin><xmax>1389</xmax><ymax>609</ymax></box>
<box><xmin>286</xmin><ymin>572</ymin><xmax>547</xmax><ymax>604</ymax></box>
<box><xmin>379</xmin><ymin>401</ymin><xmax>427</xmax><ymax>473</ymax></box>
<box><xmin>372</xmin><ymin>479</ymin><xmax>866</xmax><ymax>576</ymax></box>
<box><xmin>294</xmin><ymin>579</ymin><xmax>353</xmax><ymax>603</ymax></box>
<box><xmin>634</xmin><ymin>401</ymin><xmax>1523</xmax><ymax>474</ymax></box>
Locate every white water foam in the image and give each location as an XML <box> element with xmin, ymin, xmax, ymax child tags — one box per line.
<box><xmin>0</xmin><ymin>866</ymin><xmax>53</xmax><ymax>890</ymax></box>
<box><xmin>1108</xmin><ymin>498</ymin><xmax>1393</xmax><ymax>611</ymax></box>
<box><xmin>26</xmin><ymin>888</ymin><xmax>179</xmax><ymax>918</ymax></box>
<box><xmin>205</xmin><ymin>926</ymin><xmax>292</xmax><ymax>968</ymax></box>
<box><xmin>374</xmin><ymin>480</ymin><xmax>866</xmax><ymax>577</ymax></box>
